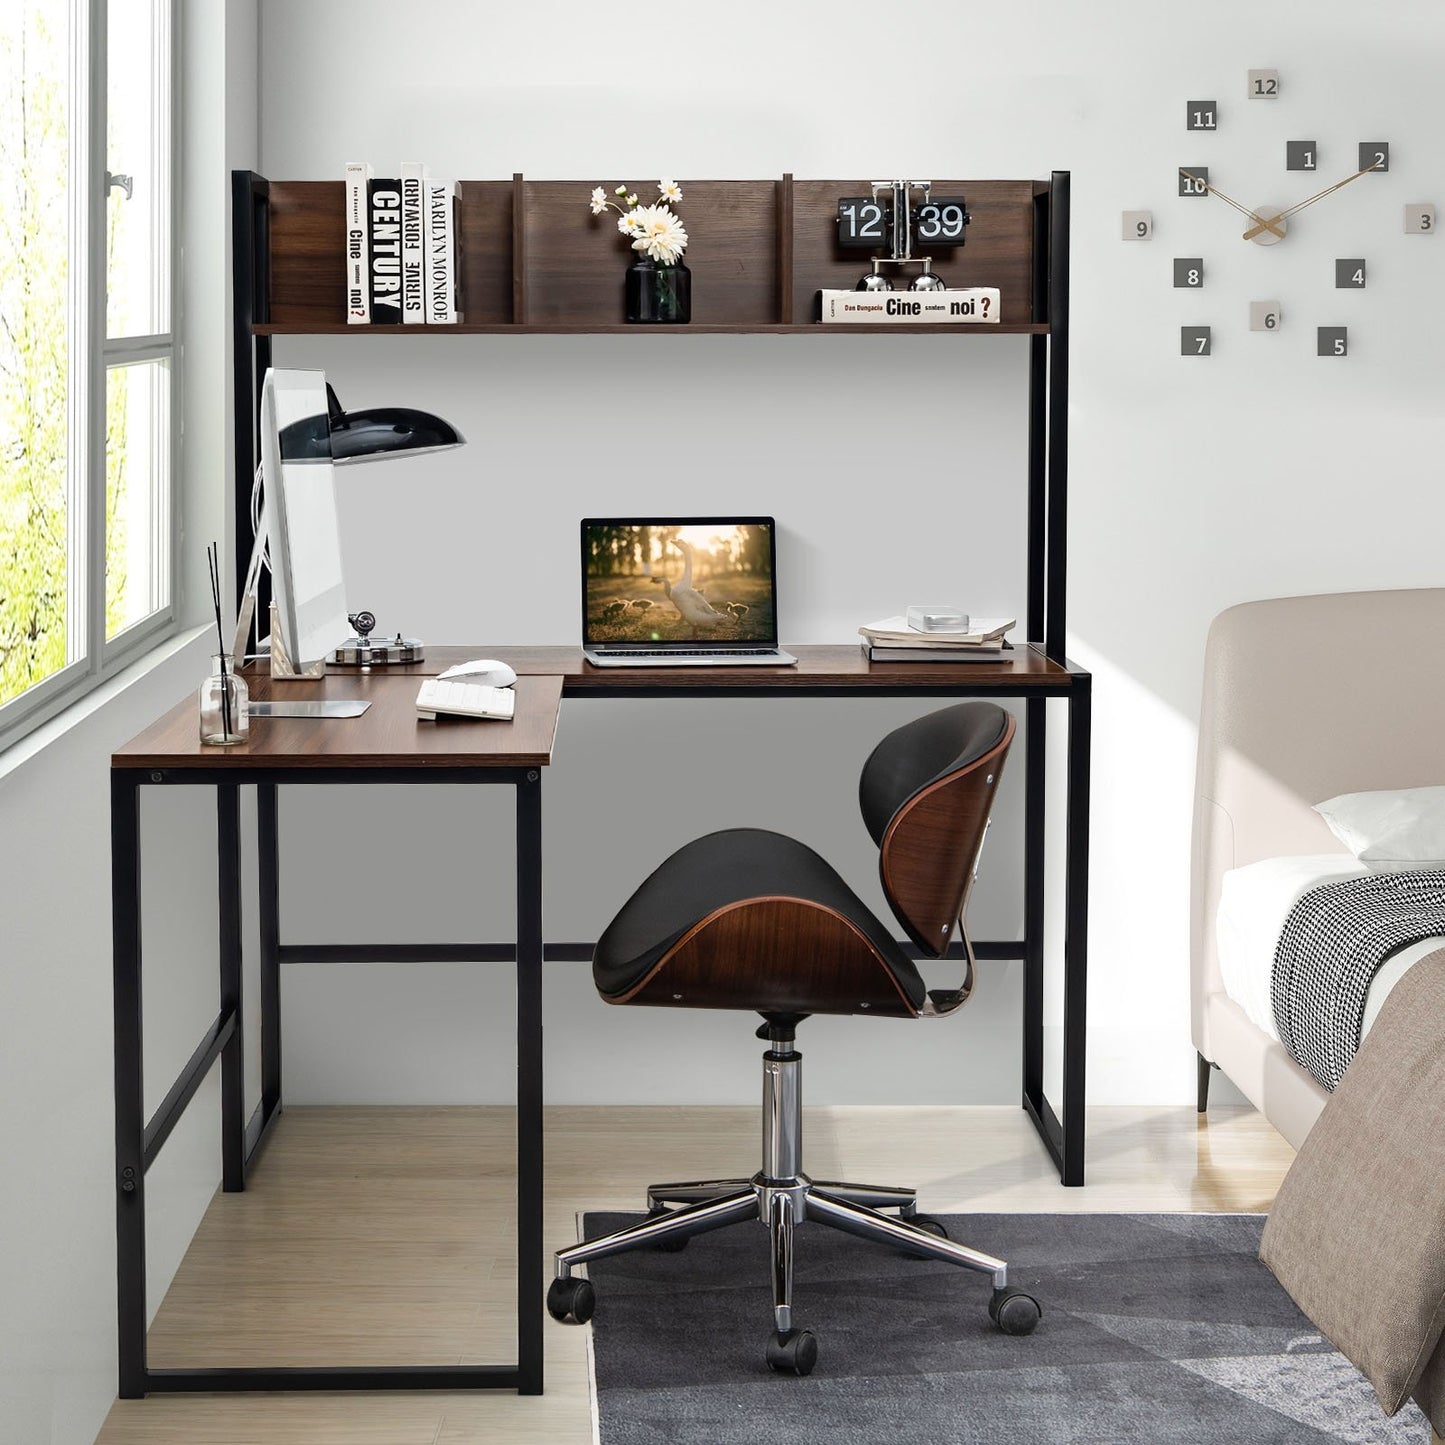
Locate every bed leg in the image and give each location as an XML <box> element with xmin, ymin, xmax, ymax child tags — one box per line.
<box><xmin>1197</xmin><ymin>1053</ymin><xmax>1215</xmax><ymax>1113</ymax></box>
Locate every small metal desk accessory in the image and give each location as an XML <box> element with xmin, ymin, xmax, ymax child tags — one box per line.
<box><xmin>331</xmin><ymin>609</ymin><xmax>425</xmax><ymax>666</ymax></box>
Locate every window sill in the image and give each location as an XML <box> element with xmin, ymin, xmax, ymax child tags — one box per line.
<box><xmin>0</xmin><ymin>626</ymin><xmax>212</xmax><ymax>784</ymax></box>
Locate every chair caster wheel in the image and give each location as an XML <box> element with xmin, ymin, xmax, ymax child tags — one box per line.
<box><xmin>989</xmin><ymin>1286</ymin><xmax>1041</xmax><ymax>1335</ymax></box>
<box><xmin>648</xmin><ymin>1209</ymin><xmax>690</xmax><ymax>1251</ymax></box>
<box><xmin>766</xmin><ymin>1327</ymin><xmax>818</xmax><ymax>1376</ymax></box>
<box><xmin>546</xmin><ymin>1276</ymin><xmax>595</xmax><ymax>1325</ymax></box>
<box><xmin>898</xmin><ymin>1213</ymin><xmax>948</xmax><ymax>1257</ymax></box>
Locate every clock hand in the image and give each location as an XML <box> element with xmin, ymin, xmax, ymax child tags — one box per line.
<box><xmin>1242</xmin><ymin>159</ymin><xmax>1384</xmax><ymax>240</ymax></box>
<box><xmin>1179</xmin><ymin>170</ymin><xmax>1286</xmax><ymax>240</ymax></box>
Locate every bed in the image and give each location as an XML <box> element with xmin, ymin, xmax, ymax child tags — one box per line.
<box><xmin>1191</xmin><ymin>587</ymin><xmax>1445</xmax><ymax>1147</ymax></box>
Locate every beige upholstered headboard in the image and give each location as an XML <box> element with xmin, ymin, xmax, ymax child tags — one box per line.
<box><xmin>1191</xmin><ymin>588</ymin><xmax>1445</xmax><ymax>1055</ymax></box>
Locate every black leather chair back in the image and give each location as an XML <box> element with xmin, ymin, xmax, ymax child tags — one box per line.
<box><xmin>858</xmin><ymin>702</ymin><xmax>1014</xmax><ymax>957</ymax></box>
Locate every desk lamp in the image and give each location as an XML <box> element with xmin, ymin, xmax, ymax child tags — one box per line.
<box><xmin>232</xmin><ymin>380</ymin><xmax>465</xmax><ymax>673</ymax></box>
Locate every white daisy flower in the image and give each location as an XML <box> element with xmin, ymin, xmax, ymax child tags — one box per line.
<box><xmin>617</xmin><ymin>211</ymin><xmax>641</xmax><ymax>235</ymax></box>
<box><xmin>658</xmin><ymin>179</ymin><xmax>683</xmax><ymax>204</ymax></box>
<box><xmin>589</xmin><ymin>187</ymin><xmax>608</xmax><ymax>215</ymax></box>
<box><xmin>630</xmin><ymin>204</ymin><xmax>688</xmax><ymax>265</ymax></box>
<box><xmin>625</xmin><ymin>194</ymin><xmax>638</xmax><ymax>207</ymax></box>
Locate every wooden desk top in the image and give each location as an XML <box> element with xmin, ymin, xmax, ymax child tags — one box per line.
<box><xmin>113</xmin><ymin>643</ymin><xmax>1083</xmax><ymax>770</ymax></box>
<box><xmin>112</xmin><ymin>672</ymin><xmax>563</xmax><ymax>770</ymax></box>
<box><xmin>383</xmin><ymin>643</ymin><xmax>1082</xmax><ymax>693</ymax></box>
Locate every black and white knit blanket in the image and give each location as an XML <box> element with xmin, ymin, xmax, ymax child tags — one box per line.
<box><xmin>1271</xmin><ymin>868</ymin><xmax>1445</xmax><ymax>1091</ymax></box>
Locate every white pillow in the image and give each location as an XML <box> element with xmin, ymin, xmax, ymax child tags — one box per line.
<box><xmin>1313</xmin><ymin>786</ymin><xmax>1445</xmax><ymax>862</ymax></box>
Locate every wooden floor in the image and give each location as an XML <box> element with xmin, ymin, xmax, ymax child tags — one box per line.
<box><xmin>96</xmin><ymin>1103</ymin><xmax>1296</xmax><ymax>1445</ymax></box>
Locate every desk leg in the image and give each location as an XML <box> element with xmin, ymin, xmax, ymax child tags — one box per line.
<box><xmin>516</xmin><ymin>771</ymin><xmax>544</xmax><ymax>1395</ymax></box>
<box><xmin>111</xmin><ymin>772</ymin><xmax>148</xmax><ymax>1398</ymax></box>
<box><xmin>1022</xmin><ymin>697</ymin><xmax>1046</xmax><ymax>1111</ymax></box>
<box><xmin>258</xmin><ymin>783</ymin><xmax>282</xmax><ymax>1120</ymax></box>
<box><xmin>218</xmin><ymin>784</ymin><xmax>246</xmax><ymax>1192</ymax></box>
<box><xmin>1061</xmin><ymin>675</ymin><xmax>1092</xmax><ymax>1187</ymax></box>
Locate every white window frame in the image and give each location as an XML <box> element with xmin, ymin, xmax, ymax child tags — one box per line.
<box><xmin>0</xmin><ymin>0</ymin><xmax>180</xmax><ymax>750</ymax></box>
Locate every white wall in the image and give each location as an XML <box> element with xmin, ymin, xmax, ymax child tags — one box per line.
<box><xmin>5</xmin><ymin>6</ymin><xmax>1443</xmax><ymax>1440</ymax></box>
<box><xmin>0</xmin><ymin>4</ymin><xmax>256</xmax><ymax>1442</ymax></box>
<box><xmin>251</xmin><ymin>0</ymin><xmax>1445</xmax><ymax>1111</ymax></box>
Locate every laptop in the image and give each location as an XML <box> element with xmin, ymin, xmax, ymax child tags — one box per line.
<box><xmin>581</xmin><ymin>517</ymin><xmax>797</xmax><ymax>667</ymax></box>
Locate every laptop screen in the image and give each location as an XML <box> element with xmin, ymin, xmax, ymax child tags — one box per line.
<box><xmin>581</xmin><ymin>517</ymin><xmax>780</xmax><ymax>647</ymax></box>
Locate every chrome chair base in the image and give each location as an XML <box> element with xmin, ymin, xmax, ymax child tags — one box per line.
<box><xmin>548</xmin><ymin>1033</ymin><xmax>1041</xmax><ymax>1373</ymax></box>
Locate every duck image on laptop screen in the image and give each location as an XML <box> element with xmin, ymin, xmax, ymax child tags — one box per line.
<box><xmin>581</xmin><ymin>517</ymin><xmax>796</xmax><ymax>667</ymax></box>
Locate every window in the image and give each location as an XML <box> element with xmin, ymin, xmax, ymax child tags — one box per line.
<box><xmin>0</xmin><ymin>0</ymin><xmax>176</xmax><ymax>746</ymax></box>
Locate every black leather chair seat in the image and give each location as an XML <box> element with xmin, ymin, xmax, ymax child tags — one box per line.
<box><xmin>593</xmin><ymin>827</ymin><xmax>927</xmax><ymax>1009</ymax></box>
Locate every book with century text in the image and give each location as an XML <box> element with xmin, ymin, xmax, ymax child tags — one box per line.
<box><xmin>344</xmin><ymin>162</ymin><xmax>371</xmax><ymax>323</ymax></box>
<box><xmin>367</xmin><ymin>177</ymin><xmax>404</xmax><ymax>324</ymax></box>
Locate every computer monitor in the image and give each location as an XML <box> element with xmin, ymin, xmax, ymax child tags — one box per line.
<box><xmin>259</xmin><ymin>367</ymin><xmax>353</xmax><ymax>671</ymax></box>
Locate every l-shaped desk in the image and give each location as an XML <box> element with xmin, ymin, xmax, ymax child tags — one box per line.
<box><xmin>111</xmin><ymin>642</ymin><xmax>1089</xmax><ymax>1397</ymax></box>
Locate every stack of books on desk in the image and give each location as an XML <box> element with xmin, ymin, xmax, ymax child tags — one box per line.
<box><xmin>859</xmin><ymin>616</ymin><xmax>1017</xmax><ymax>663</ymax></box>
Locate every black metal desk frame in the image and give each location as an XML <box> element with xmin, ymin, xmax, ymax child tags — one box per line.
<box><xmin>111</xmin><ymin>762</ymin><xmax>545</xmax><ymax>1397</ymax></box>
<box><xmin>108</xmin><ymin>162</ymin><xmax>1088</xmax><ymax>1401</ymax></box>
<box><xmin>110</xmin><ymin>657</ymin><xmax>1087</xmax><ymax>1402</ymax></box>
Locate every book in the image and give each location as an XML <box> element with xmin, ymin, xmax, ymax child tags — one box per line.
<box><xmin>859</xmin><ymin>616</ymin><xmax>1015</xmax><ymax>645</ymax></box>
<box><xmin>864</xmin><ymin>642</ymin><xmax>1018</xmax><ymax>663</ymax></box>
<box><xmin>399</xmin><ymin>162</ymin><xmax>427</xmax><ymax>324</ymax></box>
<box><xmin>425</xmin><ymin>178</ymin><xmax>463</xmax><ymax>324</ymax></box>
<box><xmin>820</xmin><ymin>287</ymin><xmax>1001</xmax><ymax>325</ymax></box>
<box><xmin>343</xmin><ymin>162</ymin><xmax>371</xmax><ymax>323</ymax></box>
<box><xmin>367</xmin><ymin>177</ymin><xmax>404</xmax><ymax>323</ymax></box>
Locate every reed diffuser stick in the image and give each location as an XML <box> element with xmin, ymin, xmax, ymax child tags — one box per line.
<box><xmin>207</xmin><ymin>543</ymin><xmax>233</xmax><ymax>740</ymax></box>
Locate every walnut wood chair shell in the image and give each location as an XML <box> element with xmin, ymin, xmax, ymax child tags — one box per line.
<box><xmin>591</xmin><ymin>701</ymin><xmax>1015</xmax><ymax>1021</ymax></box>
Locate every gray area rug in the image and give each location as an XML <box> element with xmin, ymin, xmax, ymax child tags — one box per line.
<box><xmin>581</xmin><ymin>1211</ymin><xmax>1429</xmax><ymax>1444</ymax></box>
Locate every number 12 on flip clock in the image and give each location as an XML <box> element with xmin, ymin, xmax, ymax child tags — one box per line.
<box><xmin>836</xmin><ymin>196</ymin><xmax>970</xmax><ymax>248</ymax></box>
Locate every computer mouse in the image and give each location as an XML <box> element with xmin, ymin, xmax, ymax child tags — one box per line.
<box><xmin>438</xmin><ymin>659</ymin><xmax>517</xmax><ymax>688</ymax></box>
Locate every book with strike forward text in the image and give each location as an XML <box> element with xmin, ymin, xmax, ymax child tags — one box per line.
<box><xmin>400</xmin><ymin>162</ymin><xmax>427</xmax><ymax>323</ymax></box>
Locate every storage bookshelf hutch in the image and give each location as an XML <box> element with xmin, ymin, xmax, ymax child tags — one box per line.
<box><xmin>227</xmin><ymin>168</ymin><xmax>1090</xmax><ymax>1180</ymax></box>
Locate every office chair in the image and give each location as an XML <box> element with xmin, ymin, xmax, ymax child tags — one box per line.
<box><xmin>546</xmin><ymin>701</ymin><xmax>1039</xmax><ymax>1376</ymax></box>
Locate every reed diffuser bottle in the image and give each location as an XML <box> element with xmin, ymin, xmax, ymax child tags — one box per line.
<box><xmin>198</xmin><ymin>653</ymin><xmax>249</xmax><ymax>745</ymax></box>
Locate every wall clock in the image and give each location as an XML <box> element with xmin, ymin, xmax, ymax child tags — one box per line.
<box><xmin>1121</xmin><ymin>69</ymin><xmax>1436</xmax><ymax>356</ymax></box>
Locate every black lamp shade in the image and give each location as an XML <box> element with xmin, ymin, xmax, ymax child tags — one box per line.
<box><xmin>276</xmin><ymin>384</ymin><xmax>465</xmax><ymax>464</ymax></box>
<box><xmin>328</xmin><ymin>406</ymin><xmax>466</xmax><ymax>462</ymax></box>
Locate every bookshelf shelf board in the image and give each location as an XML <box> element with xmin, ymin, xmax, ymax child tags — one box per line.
<box><xmin>249</xmin><ymin>176</ymin><xmax>1049</xmax><ymax>332</ymax></box>
<box><xmin>251</xmin><ymin>321</ymin><xmax>1050</xmax><ymax>337</ymax></box>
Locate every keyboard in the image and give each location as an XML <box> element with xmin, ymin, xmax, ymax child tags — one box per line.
<box><xmin>415</xmin><ymin>678</ymin><xmax>516</xmax><ymax>721</ymax></box>
<box><xmin>604</xmin><ymin>647</ymin><xmax>780</xmax><ymax>657</ymax></box>
<box><xmin>583</xmin><ymin>646</ymin><xmax>797</xmax><ymax>668</ymax></box>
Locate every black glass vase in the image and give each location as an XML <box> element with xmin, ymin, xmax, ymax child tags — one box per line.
<box><xmin>625</xmin><ymin>255</ymin><xmax>691</xmax><ymax>324</ymax></box>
